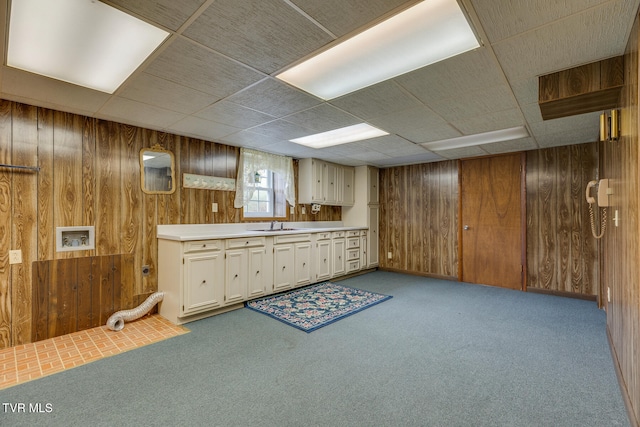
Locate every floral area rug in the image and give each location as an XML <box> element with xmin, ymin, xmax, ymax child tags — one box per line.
<box><xmin>245</xmin><ymin>282</ymin><xmax>392</xmax><ymax>332</ymax></box>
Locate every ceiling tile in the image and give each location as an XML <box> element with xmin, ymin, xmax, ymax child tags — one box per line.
<box><xmin>435</xmin><ymin>146</ymin><xmax>488</xmax><ymax>160</ymax></box>
<box><xmin>429</xmin><ymin>84</ymin><xmax>517</xmax><ymax>122</ymax></box>
<box><xmin>98</xmin><ymin>97</ymin><xmax>186</xmax><ymax>130</ymax></box>
<box><xmin>290</xmin><ymin>0</ymin><xmax>408</xmax><ymax>37</ymax></box>
<box><xmin>492</xmin><ymin>1</ymin><xmax>638</xmax><ymax>82</ymax></box>
<box><xmin>373</xmin><ymin>152</ymin><xmax>444</xmax><ymax>167</ymax></box>
<box><xmin>471</xmin><ymin>0</ymin><xmax>609</xmax><ymax>43</ymax></box>
<box><xmin>218</xmin><ymin>130</ymin><xmax>284</xmax><ymax>149</ymax></box>
<box><xmin>283</xmin><ymin>104</ymin><xmax>360</xmax><ymax>132</ymax></box>
<box><xmin>248</xmin><ymin>119</ymin><xmax>315</xmax><ymax>141</ymax></box>
<box><xmin>368</xmin><ymin>106</ymin><xmax>461</xmax><ymax>143</ymax></box>
<box><xmin>330</xmin><ymin>80</ymin><xmax>423</xmax><ymax>120</ymax></box>
<box><xmin>195</xmin><ymin>101</ymin><xmax>276</xmax><ymax>129</ymax></box>
<box><xmin>107</xmin><ymin>0</ymin><xmax>207</xmax><ymax>31</ymax></box>
<box><xmin>450</xmin><ymin>108</ymin><xmax>524</xmax><ymax>135</ymax></box>
<box><xmin>358</xmin><ymin>134</ymin><xmax>428</xmax><ymax>156</ymax></box>
<box><xmin>395</xmin><ymin>48</ymin><xmax>506</xmax><ymax>102</ymax></box>
<box><xmin>182</xmin><ymin>0</ymin><xmax>332</xmax><ymax>74</ymax></box>
<box><xmin>226</xmin><ymin>78</ymin><xmax>321</xmax><ymax>118</ymax></box>
<box><xmin>168</xmin><ymin>116</ymin><xmax>240</xmax><ymax>141</ymax></box>
<box><xmin>118</xmin><ymin>73</ymin><xmax>215</xmax><ymax>114</ymax></box>
<box><xmin>144</xmin><ymin>37</ymin><xmax>264</xmax><ymax>99</ymax></box>
<box><xmin>0</xmin><ymin>66</ymin><xmax>110</xmax><ymax>116</ymax></box>
<box><xmin>481</xmin><ymin>137</ymin><xmax>538</xmax><ymax>154</ymax></box>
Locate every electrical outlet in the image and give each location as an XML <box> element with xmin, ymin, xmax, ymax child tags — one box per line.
<box><xmin>9</xmin><ymin>250</ymin><xmax>22</xmax><ymax>265</ymax></box>
<box><xmin>290</xmin><ymin>206</ymin><xmax>295</xmax><ymax>214</ymax></box>
<box><xmin>212</xmin><ymin>203</ymin><xmax>218</xmax><ymax>213</ymax></box>
<box><xmin>301</xmin><ymin>206</ymin><xmax>306</xmax><ymax>214</ymax></box>
<box><xmin>607</xmin><ymin>287</ymin><xmax>611</xmax><ymax>302</ymax></box>
<box><xmin>387</xmin><ymin>251</ymin><xmax>392</xmax><ymax>259</ymax></box>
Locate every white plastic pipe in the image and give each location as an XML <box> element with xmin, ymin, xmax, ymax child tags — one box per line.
<box><xmin>106</xmin><ymin>292</ymin><xmax>165</xmax><ymax>331</ymax></box>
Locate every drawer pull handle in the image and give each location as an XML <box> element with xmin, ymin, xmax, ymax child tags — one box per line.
<box><xmin>201</xmin><ymin>280</ymin><xmax>206</xmax><ymax>284</ymax></box>
<box><xmin>234</xmin><ymin>274</ymin><xmax>238</xmax><ymax>279</ymax></box>
<box><xmin>256</xmin><ymin>270</ymin><xmax>260</xmax><ymax>275</ymax></box>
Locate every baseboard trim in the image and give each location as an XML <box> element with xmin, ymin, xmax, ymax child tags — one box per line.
<box><xmin>526</xmin><ymin>287</ymin><xmax>597</xmax><ymax>301</ymax></box>
<box><xmin>607</xmin><ymin>325</ymin><xmax>639</xmax><ymax>427</ymax></box>
<box><xmin>378</xmin><ymin>267</ymin><xmax>458</xmax><ymax>282</ymax></box>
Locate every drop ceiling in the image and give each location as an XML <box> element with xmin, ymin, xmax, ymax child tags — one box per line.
<box><xmin>0</xmin><ymin>0</ymin><xmax>637</xmax><ymax>167</ymax></box>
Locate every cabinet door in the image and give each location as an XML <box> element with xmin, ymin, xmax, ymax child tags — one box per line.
<box><xmin>295</xmin><ymin>242</ymin><xmax>312</xmax><ymax>287</ymax></box>
<box><xmin>368</xmin><ymin>167</ymin><xmax>379</xmax><ymax>204</ymax></box>
<box><xmin>316</xmin><ymin>239</ymin><xmax>331</xmax><ymax>281</ymax></box>
<box><xmin>324</xmin><ymin>162</ymin><xmax>337</xmax><ymax>204</ymax></box>
<box><xmin>342</xmin><ymin>167</ymin><xmax>354</xmax><ymax>206</ymax></box>
<box><xmin>274</xmin><ymin>244</ymin><xmax>295</xmax><ymax>291</ymax></box>
<box><xmin>183</xmin><ymin>251</ymin><xmax>224</xmax><ymax>314</ymax></box>
<box><xmin>332</xmin><ymin>238</ymin><xmax>346</xmax><ymax>277</ymax></box>
<box><xmin>312</xmin><ymin>160</ymin><xmax>324</xmax><ymax>203</ymax></box>
<box><xmin>247</xmin><ymin>247</ymin><xmax>266</xmax><ymax>298</ymax></box>
<box><xmin>360</xmin><ymin>234</ymin><xmax>368</xmax><ymax>268</ymax></box>
<box><xmin>225</xmin><ymin>249</ymin><xmax>247</xmax><ymax>304</ymax></box>
<box><xmin>368</xmin><ymin>207</ymin><xmax>379</xmax><ymax>267</ymax></box>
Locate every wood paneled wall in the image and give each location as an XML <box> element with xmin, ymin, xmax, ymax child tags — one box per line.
<box><xmin>378</xmin><ymin>146</ymin><xmax>599</xmax><ymax>295</ymax></box>
<box><xmin>526</xmin><ymin>143</ymin><xmax>598</xmax><ymax>295</ymax></box>
<box><xmin>379</xmin><ymin>161</ymin><xmax>459</xmax><ymax>278</ymax></box>
<box><xmin>601</xmin><ymin>10</ymin><xmax>640</xmax><ymax>425</ymax></box>
<box><xmin>32</xmin><ymin>254</ymin><xmax>134</xmax><ymax>342</ymax></box>
<box><xmin>0</xmin><ymin>100</ymin><xmax>340</xmax><ymax>348</ymax></box>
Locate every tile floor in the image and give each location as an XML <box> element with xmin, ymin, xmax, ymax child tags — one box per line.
<box><xmin>0</xmin><ymin>314</ymin><xmax>188</xmax><ymax>390</ymax></box>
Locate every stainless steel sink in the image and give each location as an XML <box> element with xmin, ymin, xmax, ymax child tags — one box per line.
<box><xmin>257</xmin><ymin>228</ymin><xmax>301</xmax><ymax>232</ymax></box>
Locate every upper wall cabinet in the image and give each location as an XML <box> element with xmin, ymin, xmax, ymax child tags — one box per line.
<box><xmin>298</xmin><ymin>158</ymin><xmax>355</xmax><ymax>206</ymax></box>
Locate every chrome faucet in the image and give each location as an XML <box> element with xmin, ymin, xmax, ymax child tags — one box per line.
<box><xmin>270</xmin><ymin>220</ymin><xmax>278</xmax><ymax>230</ymax></box>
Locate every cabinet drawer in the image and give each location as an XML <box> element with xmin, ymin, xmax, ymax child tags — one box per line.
<box><xmin>225</xmin><ymin>236</ymin><xmax>265</xmax><ymax>249</ymax></box>
<box><xmin>347</xmin><ymin>230</ymin><xmax>361</xmax><ymax>237</ymax></box>
<box><xmin>360</xmin><ymin>230</ymin><xmax>368</xmax><ymax>237</ymax></box>
<box><xmin>347</xmin><ymin>237</ymin><xmax>360</xmax><ymax>249</ymax></box>
<box><xmin>346</xmin><ymin>260</ymin><xmax>360</xmax><ymax>272</ymax></box>
<box><xmin>184</xmin><ymin>240</ymin><xmax>222</xmax><ymax>253</ymax></box>
<box><xmin>347</xmin><ymin>248</ymin><xmax>360</xmax><ymax>261</ymax></box>
<box><xmin>331</xmin><ymin>231</ymin><xmax>345</xmax><ymax>238</ymax></box>
<box><xmin>274</xmin><ymin>233</ymin><xmax>311</xmax><ymax>244</ymax></box>
<box><xmin>316</xmin><ymin>232</ymin><xmax>331</xmax><ymax>240</ymax></box>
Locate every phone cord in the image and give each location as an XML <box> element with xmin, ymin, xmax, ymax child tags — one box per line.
<box><xmin>588</xmin><ymin>204</ymin><xmax>606</xmax><ymax>239</ymax></box>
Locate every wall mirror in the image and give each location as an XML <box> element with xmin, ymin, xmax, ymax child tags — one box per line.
<box><xmin>140</xmin><ymin>144</ymin><xmax>176</xmax><ymax>194</ymax></box>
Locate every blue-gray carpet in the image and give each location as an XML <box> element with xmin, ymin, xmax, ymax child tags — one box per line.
<box><xmin>0</xmin><ymin>271</ymin><xmax>628</xmax><ymax>426</ymax></box>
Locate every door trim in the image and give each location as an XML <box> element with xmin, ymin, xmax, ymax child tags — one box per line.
<box><xmin>457</xmin><ymin>152</ymin><xmax>527</xmax><ymax>291</ymax></box>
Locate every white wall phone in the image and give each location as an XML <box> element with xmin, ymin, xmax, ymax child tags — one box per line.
<box><xmin>586</xmin><ymin>179</ymin><xmax>610</xmax><ymax>238</ymax></box>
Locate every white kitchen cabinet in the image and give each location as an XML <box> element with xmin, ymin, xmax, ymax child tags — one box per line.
<box><xmin>247</xmin><ymin>246</ymin><xmax>269</xmax><ymax>298</ymax></box>
<box><xmin>331</xmin><ymin>231</ymin><xmax>346</xmax><ymax>277</ymax></box>
<box><xmin>315</xmin><ymin>232</ymin><xmax>332</xmax><ymax>282</ymax></box>
<box><xmin>295</xmin><ymin>242</ymin><xmax>313</xmax><ymax>286</ymax></box>
<box><xmin>224</xmin><ymin>249</ymin><xmax>247</xmax><ymax>304</ymax></box>
<box><xmin>184</xmin><ymin>251</ymin><xmax>225</xmax><ymax>314</ymax></box>
<box><xmin>157</xmin><ymin>226</ymin><xmax>366</xmax><ymax>326</ymax></box>
<box><xmin>368</xmin><ymin>206</ymin><xmax>379</xmax><ymax>267</ymax></box>
<box><xmin>158</xmin><ymin>239</ymin><xmax>226</xmax><ymax>325</ymax></box>
<box><xmin>273</xmin><ymin>243</ymin><xmax>295</xmax><ymax>292</ymax></box>
<box><xmin>298</xmin><ymin>158</ymin><xmax>355</xmax><ymax>206</ymax></box>
<box><xmin>225</xmin><ymin>236</ymin><xmax>267</xmax><ymax>303</ymax></box>
<box><xmin>342</xmin><ymin>165</ymin><xmax>380</xmax><ymax>269</ymax></box>
<box><xmin>343</xmin><ymin>166</ymin><xmax>355</xmax><ymax>206</ymax></box>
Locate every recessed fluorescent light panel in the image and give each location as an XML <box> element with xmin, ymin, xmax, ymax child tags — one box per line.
<box><xmin>291</xmin><ymin>123</ymin><xmax>389</xmax><ymax>149</ymax></box>
<box><xmin>421</xmin><ymin>126</ymin><xmax>530</xmax><ymax>151</ymax></box>
<box><xmin>276</xmin><ymin>0</ymin><xmax>479</xmax><ymax>100</ymax></box>
<box><xmin>7</xmin><ymin>0</ymin><xmax>169</xmax><ymax>94</ymax></box>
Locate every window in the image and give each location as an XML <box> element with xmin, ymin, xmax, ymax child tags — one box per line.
<box><xmin>243</xmin><ymin>169</ymin><xmax>287</xmax><ymax>219</ymax></box>
<box><xmin>234</xmin><ymin>148</ymin><xmax>295</xmax><ymax>219</ymax></box>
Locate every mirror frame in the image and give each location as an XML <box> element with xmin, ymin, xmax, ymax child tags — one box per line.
<box><xmin>139</xmin><ymin>144</ymin><xmax>176</xmax><ymax>195</ymax></box>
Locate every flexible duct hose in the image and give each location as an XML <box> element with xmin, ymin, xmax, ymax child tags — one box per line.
<box><xmin>106</xmin><ymin>292</ymin><xmax>165</xmax><ymax>331</ymax></box>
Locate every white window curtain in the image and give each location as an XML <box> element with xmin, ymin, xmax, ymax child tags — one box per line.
<box><xmin>234</xmin><ymin>148</ymin><xmax>296</xmax><ymax>208</ymax></box>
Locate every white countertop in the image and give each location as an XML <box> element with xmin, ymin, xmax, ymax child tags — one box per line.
<box><xmin>157</xmin><ymin>221</ymin><xmax>366</xmax><ymax>241</ymax></box>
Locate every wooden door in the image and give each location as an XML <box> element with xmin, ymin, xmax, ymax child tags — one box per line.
<box><xmin>460</xmin><ymin>154</ymin><xmax>524</xmax><ymax>290</ymax></box>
